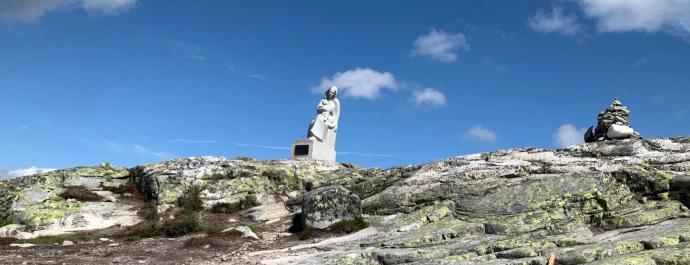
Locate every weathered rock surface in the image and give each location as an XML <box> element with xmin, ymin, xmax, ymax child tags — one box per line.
<box><xmin>302</xmin><ymin>185</ymin><xmax>362</xmax><ymax>229</ymax></box>
<box><xmin>1</xmin><ymin>137</ymin><xmax>690</xmax><ymax>265</ymax></box>
<box><xmin>0</xmin><ymin>164</ymin><xmax>141</xmax><ymax>239</ymax></box>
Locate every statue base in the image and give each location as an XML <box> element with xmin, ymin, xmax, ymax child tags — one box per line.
<box><xmin>291</xmin><ymin>139</ymin><xmax>336</xmax><ymax>163</ymax></box>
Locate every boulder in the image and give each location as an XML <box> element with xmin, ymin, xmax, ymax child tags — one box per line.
<box><xmin>607</xmin><ymin>124</ymin><xmax>635</xmax><ymax>139</ymax></box>
<box><xmin>301</xmin><ymin>185</ymin><xmax>361</xmax><ymax>229</ymax></box>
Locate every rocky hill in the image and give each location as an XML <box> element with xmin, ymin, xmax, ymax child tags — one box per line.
<box><xmin>1</xmin><ymin>137</ymin><xmax>690</xmax><ymax>265</ymax></box>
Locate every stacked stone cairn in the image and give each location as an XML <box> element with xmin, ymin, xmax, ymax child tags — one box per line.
<box><xmin>585</xmin><ymin>98</ymin><xmax>641</xmax><ymax>142</ymax></box>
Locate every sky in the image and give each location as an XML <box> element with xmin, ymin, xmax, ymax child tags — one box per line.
<box><xmin>1</xmin><ymin>0</ymin><xmax>690</xmax><ymax>178</ymax></box>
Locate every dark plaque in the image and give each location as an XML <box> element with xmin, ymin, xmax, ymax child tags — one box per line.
<box><xmin>294</xmin><ymin>145</ymin><xmax>309</xmax><ymax>156</ymax></box>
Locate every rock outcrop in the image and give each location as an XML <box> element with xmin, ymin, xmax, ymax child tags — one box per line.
<box><xmin>1</xmin><ymin>137</ymin><xmax>690</xmax><ymax>264</ymax></box>
<box><xmin>0</xmin><ymin>164</ymin><xmax>141</xmax><ymax>239</ymax></box>
<box><xmin>301</xmin><ymin>185</ymin><xmax>362</xmax><ymax>229</ymax></box>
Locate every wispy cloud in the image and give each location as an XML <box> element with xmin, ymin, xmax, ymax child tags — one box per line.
<box><xmin>19</xmin><ymin>125</ymin><xmax>29</xmax><ymax>130</ymax></box>
<box><xmin>313</xmin><ymin>68</ymin><xmax>398</xmax><ymax>100</ymax></box>
<box><xmin>675</xmin><ymin>109</ymin><xmax>689</xmax><ymax>120</ymax></box>
<box><xmin>411</xmin><ymin>88</ymin><xmax>447</xmax><ymax>108</ymax></box>
<box><xmin>248</xmin><ymin>74</ymin><xmax>267</xmax><ymax>80</ymax></box>
<box><xmin>553</xmin><ymin>124</ymin><xmax>586</xmax><ymax>148</ymax></box>
<box><xmin>233</xmin><ymin>143</ymin><xmax>290</xmax><ymax>150</ymax></box>
<box><xmin>170</xmin><ymin>138</ymin><xmax>217</xmax><ymax>144</ymax></box>
<box><xmin>0</xmin><ymin>167</ymin><xmax>8</xmax><ymax>180</ymax></box>
<box><xmin>5</xmin><ymin>166</ymin><xmax>56</xmax><ymax>179</ymax></box>
<box><xmin>633</xmin><ymin>57</ymin><xmax>648</xmax><ymax>67</ymax></box>
<box><xmin>482</xmin><ymin>57</ymin><xmax>507</xmax><ymax>72</ymax></box>
<box><xmin>528</xmin><ymin>6</ymin><xmax>585</xmax><ymax>36</ymax></box>
<box><xmin>410</xmin><ymin>28</ymin><xmax>469</xmax><ymax>63</ymax></box>
<box><xmin>0</xmin><ymin>0</ymin><xmax>138</xmax><ymax>24</ymax></box>
<box><xmin>463</xmin><ymin>125</ymin><xmax>497</xmax><ymax>143</ymax></box>
<box><xmin>337</xmin><ymin>151</ymin><xmax>402</xmax><ymax>158</ymax></box>
<box><xmin>134</xmin><ymin>144</ymin><xmax>175</xmax><ymax>159</ymax></box>
<box><xmin>185</xmin><ymin>54</ymin><xmax>206</xmax><ymax>61</ymax></box>
<box><xmin>167</xmin><ymin>40</ymin><xmax>207</xmax><ymax>61</ymax></box>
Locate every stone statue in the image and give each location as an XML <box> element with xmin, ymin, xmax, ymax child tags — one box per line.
<box><xmin>307</xmin><ymin>86</ymin><xmax>340</xmax><ymax>149</ymax></box>
<box><xmin>585</xmin><ymin>98</ymin><xmax>640</xmax><ymax>143</ymax></box>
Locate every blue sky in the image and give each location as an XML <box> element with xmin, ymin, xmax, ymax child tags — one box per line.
<box><xmin>1</xmin><ymin>0</ymin><xmax>690</xmax><ymax>177</ymax></box>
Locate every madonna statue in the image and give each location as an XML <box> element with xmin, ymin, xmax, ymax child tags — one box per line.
<box><xmin>307</xmin><ymin>86</ymin><xmax>340</xmax><ymax>149</ymax></box>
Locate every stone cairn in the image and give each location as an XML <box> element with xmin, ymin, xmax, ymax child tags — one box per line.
<box><xmin>585</xmin><ymin>98</ymin><xmax>641</xmax><ymax>143</ymax></box>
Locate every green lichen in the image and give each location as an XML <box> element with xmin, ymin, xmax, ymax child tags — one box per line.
<box><xmin>20</xmin><ymin>200</ymin><xmax>82</xmax><ymax>228</ymax></box>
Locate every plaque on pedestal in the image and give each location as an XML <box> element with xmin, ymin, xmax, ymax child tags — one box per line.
<box><xmin>291</xmin><ymin>139</ymin><xmax>336</xmax><ymax>163</ymax></box>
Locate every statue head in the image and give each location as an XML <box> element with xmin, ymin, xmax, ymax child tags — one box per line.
<box><xmin>325</xmin><ymin>86</ymin><xmax>338</xmax><ymax>100</ymax></box>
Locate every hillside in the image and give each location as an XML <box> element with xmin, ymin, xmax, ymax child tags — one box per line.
<box><xmin>1</xmin><ymin>137</ymin><xmax>689</xmax><ymax>265</ymax></box>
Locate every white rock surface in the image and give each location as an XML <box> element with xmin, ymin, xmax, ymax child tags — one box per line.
<box><xmin>607</xmin><ymin>124</ymin><xmax>635</xmax><ymax>139</ymax></box>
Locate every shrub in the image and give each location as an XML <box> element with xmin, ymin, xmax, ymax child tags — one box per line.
<box><xmin>103</xmin><ymin>179</ymin><xmax>138</xmax><ymax>195</ymax></box>
<box><xmin>160</xmin><ymin>214</ymin><xmax>204</xmax><ymax>237</ymax></box>
<box><xmin>59</xmin><ymin>186</ymin><xmax>104</xmax><ymax>201</ymax></box>
<box><xmin>328</xmin><ymin>217</ymin><xmax>369</xmax><ymax>234</ymax></box>
<box><xmin>209</xmin><ymin>196</ymin><xmax>257</xmax><ymax>214</ymax></box>
<box><xmin>139</xmin><ymin>201</ymin><xmax>158</xmax><ymax>221</ymax></box>
<box><xmin>183</xmin><ymin>230</ymin><xmax>242</xmax><ymax>248</ymax></box>
<box><xmin>299</xmin><ymin>227</ymin><xmax>314</xmax><ymax>241</ymax></box>
<box><xmin>240</xmin><ymin>223</ymin><xmax>265</xmax><ymax>234</ymax></box>
<box><xmin>176</xmin><ymin>185</ymin><xmax>205</xmax><ymax>213</ymax></box>
<box><xmin>0</xmin><ymin>237</ymin><xmax>17</xmax><ymax>246</ymax></box>
<box><xmin>124</xmin><ymin>221</ymin><xmax>159</xmax><ymax>238</ymax></box>
<box><xmin>125</xmin><ymin>236</ymin><xmax>143</xmax><ymax>242</ymax></box>
<box><xmin>16</xmin><ymin>234</ymin><xmax>97</xmax><ymax>245</ymax></box>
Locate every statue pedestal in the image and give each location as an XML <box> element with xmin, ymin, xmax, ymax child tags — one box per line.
<box><xmin>291</xmin><ymin>139</ymin><xmax>335</xmax><ymax>163</ymax></box>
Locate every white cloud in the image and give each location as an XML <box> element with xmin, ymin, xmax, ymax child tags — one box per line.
<box><xmin>233</xmin><ymin>143</ymin><xmax>290</xmax><ymax>150</ymax></box>
<box><xmin>170</xmin><ymin>138</ymin><xmax>217</xmax><ymax>144</ymax></box>
<box><xmin>313</xmin><ymin>68</ymin><xmax>397</xmax><ymax>100</ymax></box>
<box><xmin>248</xmin><ymin>74</ymin><xmax>267</xmax><ymax>80</ymax></box>
<box><xmin>134</xmin><ymin>144</ymin><xmax>174</xmax><ymax>159</ymax></box>
<box><xmin>463</xmin><ymin>125</ymin><xmax>497</xmax><ymax>143</ymax></box>
<box><xmin>337</xmin><ymin>151</ymin><xmax>402</xmax><ymax>158</ymax></box>
<box><xmin>553</xmin><ymin>124</ymin><xmax>586</xmax><ymax>148</ymax></box>
<box><xmin>578</xmin><ymin>0</ymin><xmax>690</xmax><ymax>37</ymax></box>
<box><xmin>0</xmin><ymin>0</ymin><xmax>137</xmax><ymax>24</ymax></box>
<box><xmin>675</xmin><ymin>109</ymin><xmax>689</xmax><ymax>119</ymax></box>
<box><xmin>81</xmin><ymin>0</ymin><xmax>137</xmax><ymax>15</ymax></box>
<box><xmin>0</xmin><ymin>168</ymin><xmax>8</xmax><ymax>179</ymax></box>
<box><xmin>6</xmin><ymin>166</ymin><xmax>56</xmax><ymax>179</ymax></box>
<box><xmin>528</xmin><ymin>7</ymin><xmax>584</xmax><ymax>36</ymax></box>
<box><xmin>411</xmin><ymin>88</ymin><xmax>447</xmax><ymax>107</ymax></box>
<box><xmin>410</xmin><ymin>28</ymin><xmax>469</xmax><ymax>63</ymax></box>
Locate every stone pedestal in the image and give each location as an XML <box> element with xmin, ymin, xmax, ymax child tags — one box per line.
<box><xmin>291</xmin><ymin>139</ymin><xmax>335</xmax><ymax>163</ymax></box>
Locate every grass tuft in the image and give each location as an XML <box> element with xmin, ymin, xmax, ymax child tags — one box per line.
<box><xmin>328</xmin><ymin>217</ymin><xmax>369</xmax><ymax>234</ymax></box>
<box><xmin>209</xmin><ymin>196</ymin><xmax>257</xmax><ymax>214</ymax></box>
<box><xmin>59</xmin><ymin>186</ymin><xmax>104</xmax><ymax>201</ymax></box>
<box><xmin>160</xmin><ymin>214</ymin><xmax>204</xmax><ymax>238</ymax></box>
<box><xmin>298</xmin><ymin>227</ymin><xmax>314</xmax><ymax>241</ymax></box>
<box><xmin>176</xmin><ymin>185</ymin><xmax>205</xmax><ymax>213</ymax></box>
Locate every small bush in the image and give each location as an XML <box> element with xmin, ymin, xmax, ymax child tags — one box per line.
<box><xmin>59</xmin><ymin>186</ymin><xmax>104</xmax><ymax>201</ymax></box>
<box><xmin>240</xmin><ymin>223</ymin><xmax>265</xmax><ymax>234</ymax></box>
<box><xmin>103</xmin><ymin>179</ymin><xmax>138</xmax><ymax>195</ymax></box>
<box><xmin>160</xmin><ymin>214</ymin><xmax>204</xmax><ymax>237</ymax></box>
<box><xmin>124</xmin><ymin>221</ymin><xmax>159</xmax><ymax>238</ymax></box>
<box><xmin>17</xmin><ymin>234</ymin><xmax>97</xmax><ymax>245</ymax></box>
<box><xmin>139</xmin><ymin>201</ymin><xmax>158</xmax><ymax>221</ymax></box>
<box><xmin>125</xmin><ymin>236</ymin><xmax>143</xmax><ymax>242</ymax></box>
<box><xmin>0</xmin><ymin>237</ymin><xmax>17</xmax><ymax>246</ymax></box>
<box><xmin>176</xmin><ymin>185</ymin><xmax>205</xmax><ymax>213</ymax></box>
<box><xmin>183</xmin><ymin>230</ymin><xmax>243</xmax><ymax>248</ymax></box>
<box><xmin>299</xmin><ymin>227</ymin><xmax>314</xmax><ymax>241</ymax></box>
<box><xmin>328</xmin><ymin>217</ymin><xmax>369</xmax><ymax>234</ymax></box>
<box><xmin>210</xmin><ymin>196</ymin><xmax>257</xmax><ymax>214</ymax></box>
